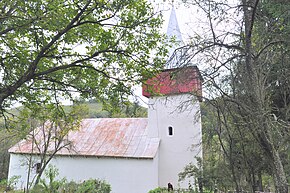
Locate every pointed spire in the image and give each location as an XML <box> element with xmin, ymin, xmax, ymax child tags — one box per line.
<box><xmin>166</xmin><ymin>6</ymin><xmax>184</xmax><ymax>69</ymax></box>
<box><xmin>166</xmin><ymin>6</ymin><xmax>183</xmax><ymax>44</ymax></box>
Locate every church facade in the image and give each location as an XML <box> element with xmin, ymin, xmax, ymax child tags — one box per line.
<box><xmin>8</xmin><ymin>66</ymin><xmax>202</xmax><ymax>193</ymax></box>
<box><xmin>8</xmin><ymin>7</ymin><xmax>203</xmax><ymax>193</ymax></box>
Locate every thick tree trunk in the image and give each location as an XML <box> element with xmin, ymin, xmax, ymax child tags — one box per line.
<box><xmin>258</xmin><ymin>127</ymin><xmax>288</xmax><ymax>193</ymax></box>
<box><xmin>271</xmin><ymin>149</ymin><xmax>288</xmax><ymax>193</ymax></box>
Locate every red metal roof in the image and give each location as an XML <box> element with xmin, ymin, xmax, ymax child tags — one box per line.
<box><xmin>142</xmin><ymin>66</ymin><xmax>202</xmax><ymax>99</ymax></box>
<box><xmin>9</xmin><ymin>118</ymin><xmax>159</xmax><ymax>159</ymax></box>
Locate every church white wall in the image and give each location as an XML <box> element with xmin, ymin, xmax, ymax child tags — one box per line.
<box><xmin>148</xmin><ymin>94</ymin><xmax>202</xmax><ymax>189</ymax></box>
<box><xmin>8</xmin><ymin>153</ymin><xmax>30</xmax><ymax>190</ymax></box>
<box><xmin>8</xmin><ymin>153</ymin><xmax>159</xmax><ymax>193</ymax></box>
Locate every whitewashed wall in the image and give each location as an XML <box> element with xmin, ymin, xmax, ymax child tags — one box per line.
<box><xmin>148</xmin><ymin>94</ymin><xmax>202</xmax><ymax>189</ymax></box>
<box><xmin>8</xmin><ymin>153</ymin><xmax>159</xmax><ymax>193</ymax></box>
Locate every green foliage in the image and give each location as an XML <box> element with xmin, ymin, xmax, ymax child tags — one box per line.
<box><xmin>148</xmin><ymin>187</ymin><xmax>196</xmax><ymax>193</ymax></box>
<box><xmin>29</xmin><ymin>165</ymin><xmax>111</xmax><ymax>193</ymax></box>
<box><xmin>0</xmin><ymin>129</ymin><xmax>22</xmax><ymax>180</ymax></box>
<box><xmin>0</xmin><ymin>0</ymin><xmax>167</xmax><ymax>119</ymax></box>
<box><xmin>7</xmin><ymin>176</ymin><xmax>21</xmax><ymax>190</ymax></box>
<box><xmin>180</xmin><ymin>0</ymin><xmax>290</xmax><ymax>192</ymax></box>
<box><xmin>0</xmin><ymin>175</ymin><xmax>21</xmax><ymax>191</ymax></box>
<box><xmin>71</xmin><ymin>100</ymin><xmax>147</xmax><ymax>118</ymax></box>
<box><xmin>148</xmin><ymin>187</ymin><xmax>165</xmax><ymax>193</ymax></box>
<box><xmin>30</xmin><ymin>165</ymin><xmax>66</xmax><ymax>193</ymax></box>
<box><xmin>76</xmin><ymin>179</ymin><xmax>111</xmax><ymax>193</ymax></box>
<box><xmin>0</xmin><ymin>179</ymin><xmax>8</xmax><ymax>191</ymax></box>
<box><xmin>62</xmin><ymin>181</ymin><xmax>79</xmax><ymax>193</ymax></box>
<box><xmin>1</xmin><ymin>0</ymin><xmax>158</xmax><ymax>180</ymax></box>
<box><xmin>54</xmin><ymin>179</ymin><xmax>111</xmax><ymax>193</ymax></box>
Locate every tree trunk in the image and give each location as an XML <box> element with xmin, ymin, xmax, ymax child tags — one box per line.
<box><xmin>271</xmin><ymin>149</ymin><xmax>288</xmax><ymax>193</ymax></box>
<box><xmin>257</xmin><ymin>170</ymin><xmax>263</xmax><ymax>192</ymax></box>
<box><xmin>258</xmin><ymin>127</ymin><xmax>288</xmax><ymax>193</ymax></box>
<box><xmin>34</xmin><ymin>169</ymin><xmax>43</xmax><ymax>186</ymax></box>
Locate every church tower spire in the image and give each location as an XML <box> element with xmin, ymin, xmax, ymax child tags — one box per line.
<box><xmin>166</xmin><ymin>6</ymin><xmax>183</xmax><ymax>46</ymax></box>
<box><xmin>165</xmin><ymin>6</ymin><xmax>186</xmax><ymax>69</ymax></box>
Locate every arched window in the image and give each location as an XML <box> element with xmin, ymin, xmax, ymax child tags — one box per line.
<box><xmin>168</xmin><ymin>126</ymin><xmax>173</xmax><ymax>136</ymax></box>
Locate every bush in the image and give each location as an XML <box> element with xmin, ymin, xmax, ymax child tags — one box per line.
<box><xmin>30</xmin><ymin>165</ymin><xmax>111</xmax><ymax>193</ymax></box>
<box><xmin>30</xmin><ymin>165</ymin><xmax>67</xmax><ymax>193</ymax></box>
<box><xmin>62</xmin><ymin>181</ymin><xmax>78</xmax><ymax>192</ymax></box>
<box><xmin>148</xmin><ymin>187</ymin><xmax>165</xmax><ymax>193</ymax></box>
<box><xmin>0</xmin><ymin>176</ymin><xmax>21</xmax><ymax>191</ymax></box>
<box><xmin>148</xmin><ymin>187</ymin><xmax>197</xmax><ymax>193</ymax></box>
<box><xmin>0</xmin><ymin>179</ymin><xmax>7</xmax><ymax>192</ymax></box>
<box><xmin>30</xmin><ymin>179</ymin><xmax>111</xmax><ymax>193</ymax></box>
<box><xmin>76</xmin><ymin>179</ymin><xmax>111</xmax><ymax>193</ymax></box>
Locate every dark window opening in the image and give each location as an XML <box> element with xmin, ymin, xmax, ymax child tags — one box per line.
<box><xmin>168</xmin><ymin>126</ymin><xmax>173</xmax><ymax>136</ymax></box>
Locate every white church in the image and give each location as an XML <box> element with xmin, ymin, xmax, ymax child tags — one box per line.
<box><xmin>8</xmin><ymin>7</ymin><xmax>203</xmax><ymax>193</ymax></box>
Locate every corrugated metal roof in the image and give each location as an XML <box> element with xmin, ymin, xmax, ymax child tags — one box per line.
<box><xmin>9</xmin><ymin>118</ymin><xmax>159</xmax><ymax>159</ymax></box>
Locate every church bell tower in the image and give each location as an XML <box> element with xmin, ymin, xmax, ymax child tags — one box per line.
<box><xmin>142</xmin><ymin>6</ymin><xmax>203</xmax><ymax>189</ymax></box>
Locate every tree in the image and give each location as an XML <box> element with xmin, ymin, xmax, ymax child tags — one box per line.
<box><xmin>10</xmin><ymin>103</ymin><xmax>86</xmax><ymax>191</ymax></box>
<box><xmin>0</xmin><ymin>0</ymin><xmax>167</xmax><ymax>123</ymax></box>
<box><xmin>178</xmin><ymin>0</ymin><xmax>290</xmax><ymax>192</ymax></box>
<box><xmin>0</xmin><ymin>128</ymin><xmax>20</xmax><ymax>180</ymax></box>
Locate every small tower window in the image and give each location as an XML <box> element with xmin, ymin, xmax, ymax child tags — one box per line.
<box><xmin>168</xmin><ymin>126</ymin><xmax>173</xmax><ymax>136</ymax></box>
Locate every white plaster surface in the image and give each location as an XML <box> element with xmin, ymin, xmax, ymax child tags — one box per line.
<box><xmin>8</xmin><ymin>153</ymin><xmax>158</xmax><ymax>193</ymax></box>
<box><xmin>148</xmin><ymin>94</ymin><xmax>202</xmax><ymax>189</ymax></box>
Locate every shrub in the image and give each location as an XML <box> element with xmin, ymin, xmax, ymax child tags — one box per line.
<box><xmin>31</xmin><ymin>165</ymin><xmax>67</xmax><ymax>193</ymax></box>
<box><xmin>29</xmin><ymin>165</ymin><xmax>111</xmax><ymax>193</ymax></box>
<box><xmin>0</xmin><ymin>176</ymin><xmax>21</xmax><ymax>191</ymax></box>
<box><xmin>148</xmin><ymin>187</ymin><xmax>198</xmax><ymax>193</ymax></box>
<box><xmin>62</xmin><ymin>181</ymin><xmax>78</xmax><ymax>192</ymax></box>
<box><xmin>76</xmin><ymin>179</ymin><xmax>111</xmax><ymax>193</ymax></box>
<box><xmin>148</xmin><ymin>187</ymin><xmax>165</xmax><ymax>193</ymax></box>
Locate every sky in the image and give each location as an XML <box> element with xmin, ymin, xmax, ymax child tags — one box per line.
<box><xmin>156</xmin><ymin>1</ymin><xmax>198</xmax><ymax>43</ymax></box>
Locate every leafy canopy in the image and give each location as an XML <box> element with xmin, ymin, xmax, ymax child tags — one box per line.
<box><xmin>0</xmin><ymin>0</ymin><xmax>167</xmax><ymax>115</ymax></box>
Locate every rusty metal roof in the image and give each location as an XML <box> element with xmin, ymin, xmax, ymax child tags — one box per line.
<box><xmin>9</xmin><ymin>118</ymin><xmax>159</xmax><ymax>159</ymax></box>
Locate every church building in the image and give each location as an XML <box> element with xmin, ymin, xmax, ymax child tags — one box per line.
<box><xmin>8</xmin><ymin>7</ymin><xmax>203</xmax><ymax>193</ymax></box>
